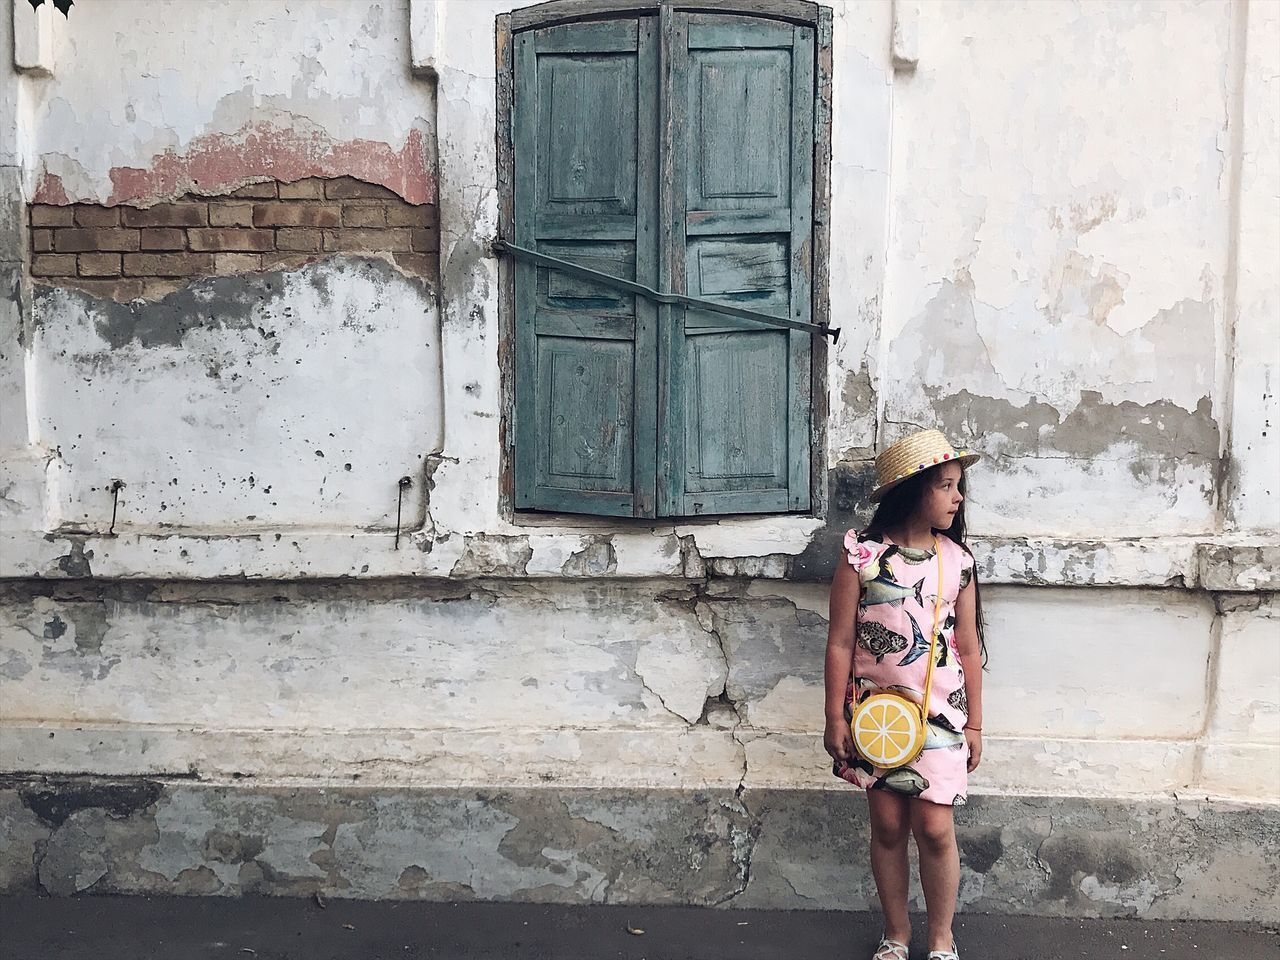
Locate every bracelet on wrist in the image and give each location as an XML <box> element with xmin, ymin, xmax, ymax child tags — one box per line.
<box><xmin>965</xmin><ymin>725</ymin><xmax>982</xmax><ymax>732</ymax></box>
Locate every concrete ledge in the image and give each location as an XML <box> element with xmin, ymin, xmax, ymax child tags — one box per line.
<box><xmin>1</xmin><ymin>526</ymin><xmax>1278</xmax><ymax>590</ymax></box>
<box><xmin>0</xmin><ymin>723</ymin><xmax>750</xmax><ymax>790</ymax></box>
<box><xmin>5</xmin><ymin>723</ymin><xmax>1276</xmax><ymax>803</ymax></box>
<box><xmin>1197</xmin><ymin>542</ymin><xmax>1280</xmax><ymax>591</ymax></box>
<box><xmin>1</xmin><ymin>778</ymin><xmax>1276</xmax><ymax>921</ymax></box>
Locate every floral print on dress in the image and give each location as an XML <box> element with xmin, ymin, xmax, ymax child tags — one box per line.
<box><xmin>833</xmin><ymin>530</ymin><xmax>976</xmax><ymax>806</ymax></box>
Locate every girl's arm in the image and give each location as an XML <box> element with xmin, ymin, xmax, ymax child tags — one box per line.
<box><xmin>824</xmin><ymin>554</ymin><xmax>860</xmax><ymax>762</ymax></box>
<box><xmin>954</xmin><ymin>570</ymin><xmax>984</xmax><ymax>772</ymax></box>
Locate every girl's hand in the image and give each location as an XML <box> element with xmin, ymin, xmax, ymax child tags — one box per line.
<box><xmin>824</xmin><ymin>716</ymin><xmax>854</xmax><ymax>763</ymax></box>
<box><xmin>965</xmin><ymin>728</ymin><xmax>982</xmax><ymax>772</ymax></box>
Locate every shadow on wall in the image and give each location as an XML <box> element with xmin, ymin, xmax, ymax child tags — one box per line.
<box><xmin>789</xmin><ymin>461</ymin><xmax>877</xmax><ymax>581</ymax></box>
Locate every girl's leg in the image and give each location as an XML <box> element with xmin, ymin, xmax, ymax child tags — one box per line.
<box><xmin>867</xmin><ymin>790</ymin><xmax>913</xmax><ymax>945</ymax></box>
<box><xmin>909</xmin><ymin>799</ymin><xmax>960</xmax><ymax>952</ymax></box>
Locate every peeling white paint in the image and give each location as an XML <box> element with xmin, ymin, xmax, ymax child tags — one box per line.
<box><xmin>879</xmin><ymin>1</ymin><xmax>1236</xmax><ymax>535</ymax></box>
<box><xmin>30</xmin><ymin>258</ymin><xmax>442</xmax><ymax>531</ymax></box>
<box><xmin>24</xmin><ymin>0</ymin><xmax>433</xmax><ymax>203</ymax></box>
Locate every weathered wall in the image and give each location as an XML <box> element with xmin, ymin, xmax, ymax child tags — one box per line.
<box><xmin>3</xmin><ymin>782</ymin><xmax>1277</xmax><ymax>921</ymax></box>
<box><xmin>3</xmin><ymin>580</ymin><xmax>1272</xmax><ymax>801</ymax></box>
<box><xmin>26</xmin><ymin>0</ymin><xmax>433</xmax><ymax>206</ymax></box>
<box><xmin>1</xmin><ymin>0</ymin><xmax>1277</xmax><ymax>917</ymax></box>
<box><xmin>2</xmin><ymin>0</ymin><xmax>443</xmax><ymax>539</ymax></box>
<box><xmin>1227</xmin><ymin>0</ymin><xmax>1280</xmax><ymax>533</ymax></box>
<box><xmin>882</xmin><ymin>0</ymin><xmax>1229</xmax><ymax>537</ymax></box>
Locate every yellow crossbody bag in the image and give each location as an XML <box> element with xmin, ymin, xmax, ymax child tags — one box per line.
<box><xmin>850</xmin><ymin>538</ymin><xmax>944</xmax><ymax>770</ymax></box>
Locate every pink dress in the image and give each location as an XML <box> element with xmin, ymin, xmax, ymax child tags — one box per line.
<box><xmin>833</xmin><ymin>530</ymin><xmax>974</xmax><ymax>806</ymax></box>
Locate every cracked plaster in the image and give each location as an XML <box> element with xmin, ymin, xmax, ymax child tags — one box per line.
<box><xmin>6</xmin><ymin>577</ymin><xmax>1269</xmax><ymax>800</ymax></box>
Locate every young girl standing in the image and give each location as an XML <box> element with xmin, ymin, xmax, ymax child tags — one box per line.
<box><xmin>824</xmin><ymin>430</ymin><xmax>986</xmax><ymax>960</ymax></box>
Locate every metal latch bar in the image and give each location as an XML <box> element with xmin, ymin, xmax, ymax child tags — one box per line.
<box><xmin>493</xmin><ymin>239</ymin><xmax>838</xmax><ymax>341</ymax></box>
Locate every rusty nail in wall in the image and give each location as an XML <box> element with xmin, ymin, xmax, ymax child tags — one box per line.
<box><xmin>394</xmin><ymin>476</ymin><xmax>413</xmax><ymax>550</ymax></box>
<box><xmin>107</xmin><ymin>479</ymin><xmax>126</xmax><ymax>536</ymax></box>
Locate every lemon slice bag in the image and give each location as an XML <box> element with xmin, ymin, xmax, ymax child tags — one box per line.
<box><xmin>849</xmin><ymin>541</ymin><xmax>945</xmax><ymax>770</ymax></box>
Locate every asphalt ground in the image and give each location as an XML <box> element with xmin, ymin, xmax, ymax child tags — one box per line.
<box><xmin>1</xmin><ymin>896</ymin><xmax>1276</xmax><ymax>960</ymax></box>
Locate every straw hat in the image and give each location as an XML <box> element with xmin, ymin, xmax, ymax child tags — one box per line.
<box><xmin>869</xmin><ymin>429</ymin><xmax>980</xmax><ymax>502</ymax></box>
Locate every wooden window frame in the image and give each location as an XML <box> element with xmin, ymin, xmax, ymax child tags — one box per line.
<box><xmin>496</xmin><ymin>0</ymin><xmax>833</xmax><ymax>523</ymax></box>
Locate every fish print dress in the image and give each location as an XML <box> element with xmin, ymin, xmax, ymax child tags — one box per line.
<box><xmin>833</xmin><ymin>530</ymin><xmax>974</xmax><ymax>806</ymax></box>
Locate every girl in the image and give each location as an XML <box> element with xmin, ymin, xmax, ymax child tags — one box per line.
<box><xmin>824</xmin><ymin>430</ymin><xmax>987</xmax><ymax>960</ymax></box>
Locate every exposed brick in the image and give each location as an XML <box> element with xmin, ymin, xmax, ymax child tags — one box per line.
<box><xmin>324</xmin><ymin>228</ymin><xmax>413</xmax><ymax>253</ymax></box>
<box><xmin>123</xmin><ymin>253</ymin><xmax>215</xmax><ymax>277</ymax></box>
<box><xmin>31</xmin><ymin>254</ymin><xmax>78</xmax><ymax>277</ymax></box>
<box><xmin>122</xmin><ymin>203</ymin><xmax>209</xmax><ymax>228</ymax></box>
<box><xmin>391</xmin><ymin>253</ymin><xmax>436</xmax><ymax>277</ymax></box>
<box><xmin>231</xmin><ymin>182</ymin><xmax>278</xmax><ymax>199</ymax></box>
<box><xmin>189</xmin><ymin>228</ymin><xmax>274</xmax><ymax>252</ymax></box>
<box><xmin>214</xmin><ymin>253</ymin><xmax>263</xmax><ymax>274</ymax></box>
<box><xmin>32</xmin><ymin>229</ymin><xmax>54</xmax><ymax>252</ymax></box>
<box><xmin>324</xmin><ymin>177</ymin><xmax>401</xmax><ymax>201</ymax></box>
<box><xmin>342</xmin><ymin>204</ymin><xmax>387</xmax><ymax>227</ymax></box>
<box><xmin>78</xmin><ymin>253</ymin><xmax>122</xmax><ymax>278</ymax></box>
<box><xmin>204</xmin><ymin>206</ymin><xmax>249</xmax><ymax>230</ymax></box>
<box><xmin>261</xmin><ymin>252</ymin><xmax>317</xmax><ymax>272</ymax></box>
<box><xmin>209</xmin><ymin>203</ymin><xmax>255</xmax><ymax>227</ymax></box>
<box><xmin>276</xmin><ymin>228</ymin><xmax>323</xmax><ymax>252</ymax></box>
<box><xmin>278</xmin><ymin>178</ymin><xmax>325</xmax><ymax>200</ymax></box>
<box><xmin>385</xmin><ymin>203</ymin><xmax>437</xmax><ymax>228</ymax></box>
<box><xmin>253</xmin><ymin>203</ymin><xmax>341</xmax><ymax>228</ymax></box>
<box><xmin>54</xmin><ymin>228</ymin><xmax>141</xmax><ymax>253</ymax></box>
<box><xmin>73</xmin><ymin>205</ymin><xmax>121</xmax><ymax>227</ymax></box>
<box><xmin>62</xmin><ymin>278</ymin><xmax>147</xmax><ymax>301</ymax></box>
<box><xmin>138</xmin><ymin>278</ymin><xmax>187</xmax><ymax>300</ymax></box>
<box><xmin>411</xmin><ymin>226</ymin><xmax>439</xmax><ymax>253</ymax></box>
<box><xmin>139</xmin><ymin>228</ymin><xmax>186</xmax><ymax>251</ymax></box>
<box><xmin>31</xmin><ymin>206</ymin><xmax>76</xmax><ymax>227</ymax></box>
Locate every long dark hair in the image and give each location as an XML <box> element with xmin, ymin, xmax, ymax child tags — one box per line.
<box><xmin>859</xmin><ymin>465</ymin><xmax>988</xmax><ymax>666</ymax></box>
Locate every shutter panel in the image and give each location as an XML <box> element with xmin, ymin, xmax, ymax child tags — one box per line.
<box><xmin>657</xmin><ymin>14</ymin><xmax>814</xmax><ymax>516</ymax></box>
<box><xmin>513</xmin><ymin>19</ymin><xmax>658</xmax><ymax>517</ymax></box>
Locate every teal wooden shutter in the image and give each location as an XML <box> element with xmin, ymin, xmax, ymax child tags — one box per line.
<box><xmin>512</xmin><ymin>11</ymin><xmax>815</xmax><ymax>519</ymax></box>
<box><xmin>657</xmin><ymin>14</ymin><xmax>813</xmax><ymax>516</ymax></box>
<box><xmin>513</xmin><ymin>19</ymin><xmax>658</xmax><ymax>516</ymax></box>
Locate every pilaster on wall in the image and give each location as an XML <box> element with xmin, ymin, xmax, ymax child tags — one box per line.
<box><xmin>408</xmin><ymin>0</ymin><xmax>441</xmax><ymax>80</ymax></box>
<box><xmin>1224</xmin><ymin>0</ymin><xmax>1280</xmax><ymax>533</ymax></box>
<box><xmin>2</xmin><ymin>2</ymin><xmax>38</xmax><ymax>522</ymax></box>
<box><xmin>0</xmin><ymin>168</ymin><xmax>32</xmax><ymax>460</ymax></box>
<box><xmin>11</xmin><ymin>0</ymin><xmax>54</xmax><ymax>77</ymax></box>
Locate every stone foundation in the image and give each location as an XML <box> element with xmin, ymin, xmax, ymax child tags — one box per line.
<box><xmin>3</xmin><ymin>779</ymin><xmax>1276</xmax><ymax>922</ymax></box>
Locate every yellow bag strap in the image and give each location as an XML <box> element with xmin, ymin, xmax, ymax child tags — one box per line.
<box><xmin>917</xmin><ymin>537</ymin><xmax>945</xmax><ymax>721</ymax></box>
